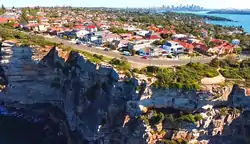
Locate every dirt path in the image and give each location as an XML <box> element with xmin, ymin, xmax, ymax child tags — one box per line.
<box><xmin>201</xmin><ymin>69</ymin><xmax>225</xmax><ymax>85</ymax></box>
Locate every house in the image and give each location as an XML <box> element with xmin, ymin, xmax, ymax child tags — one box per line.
<box><xmin>38</xmin><ymin>25</ymin><xmax>47</xmax><ymax>32</ymax></box>
<box><xmin>232</xmin><ymin>39</ymin><xmax>240</xmax><ymax>45</ymax></box>
<box><xmin>118</xmin><ymin>40</ymin><xmax>129</xmax><ymax>48</ymax></box>
<box><xmin>135</xmin><ymin>30</ymin><xmax>150</xmax><ymax>37</ymax></box>
<box><xmin>176</xmin><ymin>41</ymin><xmax>195</xmax><ymax>53</ymax></box>
<box><xmin>124</xmin><ymin>25</ymin><xmax>137</xmax><ymax>31</ymax></box>
<box><xmin>102</xmin><ymin>33</ymin><xmax>121</xmax><ymax>42</ymax></box>
<box><xmin>86</xmin><ymin>24</ymin><xmax>97</xmax><ymax>32</ymax></box>
<box><xmin>128</xmin><ymin>41</ymin><xmax>152</xmax><ymax>51</ymax></box>
<box><xmin>211</xmin><ymin>38</ymin><xmax>225</xmax><ymax>45</ymax></box>
<box><xmin>138</xmin><ymin>47</ymin><xmax>165</xmax><ymax>56</ymax></box>
<box><xmin>75</xmin><ymin>30</ymin><xmax>90</xmax><ymax>38</ymax></box>
<box><xmin>40</xmin><ymin>17</ymin><xmax>49</xmax><ymax>25</ymax></box>
<box><xmin>162</xmin><ymin>41</ymin><xmax>184</xmax><ymax>54</ymax></box>
<box><xmin>201</xmin><ymin>29</ymin><xmax>208</xmax><ymax>38</ymax></box>
<box><xmin>212</xmin><ymin>43</ymin><xmax>234</xmax><ymax>55</ymax></box>
<box><xmin>90</xmin><ymin>36</ymin><xmax>102</xmax><ymax>44</ymax></box>
<box><xmin>193</xmin><ymin>43</ymin><xmax>210</xmax><ymax>54</ymax></box>
<box><xmin>74</xmin><ymin>25</ymin><xmax>85</xmax><ymax>30</ymax></box>
<box><xmin>0</xmin><ymin>17</ymin><xmax>9</xmax><ymax>24</ymax></box>
<box><xmin>98</xmin><ymin>24</ymin><xmax>110</xmax><ymax>30</ymax></box>
<box><xmin>145</xmin><ymin>33</ymin><xmax>161</xmax><ymax>41</ymax></box>
<box><xmin>131</xmin><ymin>35</ymin><xmax>144</xmax><ymax>41</ymax></box>
<box><xmin>172</xmin><ymin>34</ymin><xmax>187</xmax><ymax>40</ymax></box>
<box><xmin>188</xmin><ymin>38</ymin><xmax>200</xmax><ymax>44</ymax></box>
<box><xmin>120</xmin><ymin>33</ymin><xmax>132</xmax><ymax>40</ymax></box>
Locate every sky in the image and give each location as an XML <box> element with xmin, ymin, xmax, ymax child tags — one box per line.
<box><xmin>1</xmin><ymin>0</ymin><xmax>250</xmax><ymax>9</ymax></box>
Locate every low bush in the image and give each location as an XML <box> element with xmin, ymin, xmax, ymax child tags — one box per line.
<box><xmin>109</xmin><ymin>58</ymin><xmax>131</xmax><ymax>71</ymax></box>
<box><xmin>153</xmin><ymin>63</ymin><xmax>218</xmax><ymax>90</ymax></box>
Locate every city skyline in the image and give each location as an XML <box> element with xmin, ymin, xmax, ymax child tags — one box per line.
<box><xmin>1</xmin><ymin>0</ymin><xmax>250</xmax><ymax>9</ymax></box>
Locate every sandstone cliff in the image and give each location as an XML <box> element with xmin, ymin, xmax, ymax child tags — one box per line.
<box><xmin>1</xmin><ymin>45</ymin><xmax>250</xmax><ymax>144</ymax></box>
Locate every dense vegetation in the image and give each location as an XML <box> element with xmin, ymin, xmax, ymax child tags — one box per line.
<box><xmin>109</xmin><ymin>58</ymin><xmax>131</xmax><ymax>71</ymax></box>
<box><xmin>139</xmin><ymin>109</ymin><xmax>203</xmax><ymax>126</ymax></box>
<box><xmin>139</xmin><ymin>63</ymin><xmax>218</xmax><ymax>90</ymax></box>
<box><xmin>0</xmin><ymin>4</ymin><xmax>6</xmax><ymax>15</ymax></box>
<box><xmin>109</xmin><ymin>27</ymin><xmax>129</xmax><ymax>34</ymax></box>
<box><xmin>210</xmin><ymin>56</ymin><xmax>250</xmax><ymax>86</ymax></box>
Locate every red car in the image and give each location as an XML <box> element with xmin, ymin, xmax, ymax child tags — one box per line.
<box><xmin>141</xmin><ymin>56</ymin><xmax>148</xmax><ymax>59</ymax></box>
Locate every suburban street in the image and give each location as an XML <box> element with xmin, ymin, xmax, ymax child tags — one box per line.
<box><xmin>45</xmin><ymin>36</ymin><xmax>214</xmax><ymax>67</ymax></box>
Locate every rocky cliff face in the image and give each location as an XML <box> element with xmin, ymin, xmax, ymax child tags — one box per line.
<box><xmin>0</xmin><ymin>45</ymin><xmax>147</xmax><ymax>143</ymax></box>
<box><xmin>1</xmin><ymin>45</ymin><xmax>250</xmax><ymax>144</ymax></box>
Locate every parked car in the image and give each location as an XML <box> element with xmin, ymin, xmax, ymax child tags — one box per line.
<box><xmin>76</xmin><ymin>41</ymin><xmax>82</xmax><ymax>45</ymax></box>
<box><xmin>123</xmin><ymin>51</ymin><xmax>132</xmax><ymax>56</ymax></box>
<box><xmin>104</xmin><ymin>48</ymin><xmax>109</xmax><ymax>51</ymax></box>
<box><xmin>141</xmin><ymin>56</ymin><xmax>148</xmax><ymax>59</ymax></box>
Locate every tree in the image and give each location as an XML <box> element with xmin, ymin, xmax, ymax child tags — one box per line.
<box><xmin>1</xmin><ymin>4</ymin><xmax>5</xmax><ymax>11</ymax></box>
<box><xmin>0</xmin><ymin>4</ymin><xmax>6</xmax><ymax>15</ymax></box>
<box><xmin>20</xmin><ymin>8</ymin><xmax>28</xmax><ymax>24</ymax></box>
<box><xmin>63</xmin><ymin>23</ymin><xmax>74</xmax><ymax>29</ymax></box>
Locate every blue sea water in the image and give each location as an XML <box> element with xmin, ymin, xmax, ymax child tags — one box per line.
<box><xmin>176</xmin><ymin>11</ymin><xmax>250</xmax><ymax>33</ymax></box>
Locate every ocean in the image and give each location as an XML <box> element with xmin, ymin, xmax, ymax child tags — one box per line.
<box><xmin>176</xmin><ymin>11</ymin><xmax>250</xmax><ymax>33</ymax></box>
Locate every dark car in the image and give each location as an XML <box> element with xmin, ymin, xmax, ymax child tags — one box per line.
<box><xmin>104</xmin><ymin>48</ymin><xmax>109</xmax><ymax>51</ymax></box>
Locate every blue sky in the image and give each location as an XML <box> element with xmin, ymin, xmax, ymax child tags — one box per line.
<box><xmin>1</xmin><ymin>0</ymin><xmax>250</xmax><ymax>9</ymax></box>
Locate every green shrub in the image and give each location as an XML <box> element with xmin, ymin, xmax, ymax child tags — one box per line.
<box><xmin>124</xmin><ymin>71</ymin><xmax>132</xmax><ymax>78</ymax></box>
<box><xmin>194</xmin><ymin>114</ymin><xmax>203</xmax><ymax>121</ymax></box>
<box><xmin>109</xmin><ymin>58</ymin><xmax>131</xmax><ymax>71</ymax></box>
<box><xmin>210</xmin><ymin>58</ymin><xmax>220</xmax><ymax>68</ymax></box>
<box><xmin>132</xmin><ymin>68</ymin><xmax>139</xmax><ymax>73</ymax></box>
<box><xmin>150</xmin><ymin>111</ymin><xmax>165</xmax><ymax>125</ymax></box>
<box><xmin>167</xmin><ymin>54</ymin><xmax>172</xmax><ymax>59</ymax></box>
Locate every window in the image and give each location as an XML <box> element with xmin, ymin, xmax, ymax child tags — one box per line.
<box><xmin>166</xmin><ymin>43</ymin><xmax>172</xmax><ymax>47</ymax></box>
<box><xmin>177</xmin><ymin>48</ymin><xmax>183</xmax><ymax>51</ymax></box>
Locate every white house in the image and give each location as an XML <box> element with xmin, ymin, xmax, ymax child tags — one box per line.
<box><xmin>135</xmin><ymin>30</ymin><xmax>150</xmax><ymax>37</ymax></box>
<box><xmin>76</xmin><ymin>30</ymin><xmax>90</xmax><ymax>38</ymax></box>
<box><xmin>38</xmin><ymin>25</ymin><xmax>47</xmax><ymax>32</ymax></box>
<box><xmin>172</xmin><ymin>34</ymin><xmax>187</xmax><ymax>40</ymax></box>
<box><xmin>128</xmin><ymin>40</ymin><xmax>152</xmax><ymax>51</ymax></box>
<box><xmin>162</xmin><ymin>41</ymin><xmax>184</xmax><ymax>54</ymax></box>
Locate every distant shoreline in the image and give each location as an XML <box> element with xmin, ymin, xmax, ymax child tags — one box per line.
<box><xmin>208</xmin><ymin>10</ymin><xmax>250</xmax><ymax>15</ymax></box>
<box><xmin>165</xmin><ymin>11</ymin><xmax>235</xmax><ymax>22</ymax></box>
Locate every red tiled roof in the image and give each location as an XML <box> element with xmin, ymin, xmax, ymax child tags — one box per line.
<box><xmin>28</xmin><ymin>16</ymin><xmax>34</xmax><ymax>19</ymax></box>
<box><xmin>211</xmin><ymin>38</ymin><xmax>225</xmax><ymax>44</ymax></box>
<box><xmin>12</xmin><ymin>23</ymin><xmax>20</xmax><ymax>28</ymax></box>
<box><xmin>193</xmin><ymin>43</ymin><xmax>209</xmax><ymax>51</ymax></box>
<box><xmin>87</xmin><ymin>25</ymin><xmax>96</xmax><ymax>29</ymax></box>
<box><xmin>147</xmin><ymin>35</ymin><xmax>161</xmax><ymax>40</ymax></box>
<box><xmin>224</xmin><ymin>44</ymin><xmax>233</xmax><ymax>50</ymax></box>
<box><xmin>74</xmin><ymin>25</ymin><xmax>84</xmax><ymax>29</ymax></box>
<box><xmin>176</xmin><ymin>41</ymin><xmax>194</xmax><ymax>49</ymax></box>
<box><xmin>0</xmin><ymin>17</ymin><xmax>9</xmax><ymax>24</ymax></box>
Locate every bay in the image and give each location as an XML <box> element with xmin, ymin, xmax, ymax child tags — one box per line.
<box><xmin>176</xmin><ymin>11</ymin><xmax>250</xmax><ymax>33</ymax></box>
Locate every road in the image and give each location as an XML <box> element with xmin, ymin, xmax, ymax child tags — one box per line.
<box><xmin>45</xmin><ymin>36</ymin><xmax>214</xmax><ymax>67</ymax></box>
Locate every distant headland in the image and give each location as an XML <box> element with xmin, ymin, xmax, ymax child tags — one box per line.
<box><xmin>208</xmin><ymin>10</ymin><xmax>250</xmax><ymax>15</ymax></box>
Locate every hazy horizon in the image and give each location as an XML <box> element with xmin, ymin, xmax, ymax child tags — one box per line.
<box><xmin>1</xmin><ymin>0</ymin><xmax>250</xmax><ymax>9</ymax></box>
